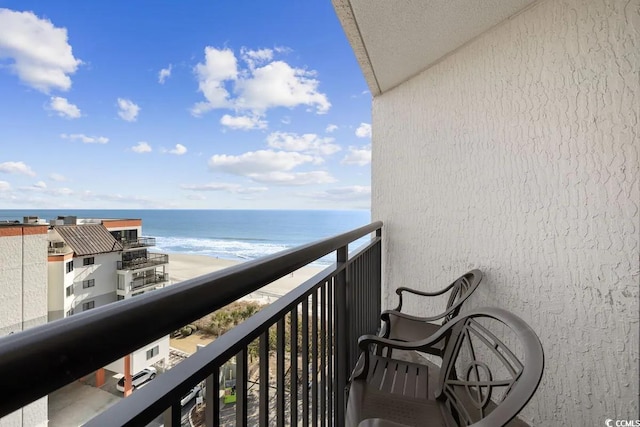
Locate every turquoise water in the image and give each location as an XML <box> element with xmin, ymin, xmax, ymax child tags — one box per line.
<box><xmin>0</xmin><ymin>210</ymin><xmax>371</xmax><ymax>264</ymax></box>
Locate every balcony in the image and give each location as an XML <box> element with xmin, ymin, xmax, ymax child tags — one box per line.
<box><xmin>121</xmin><ymin>237</ymin><xmax>157</xmax><ymax>250</ymax></box>
<box><xmin>0</xmin><ymin>222</ymin><xmax>382</xmax><ymax>426</ymax></box>
<box><xmin>117</xmin><ymin>253</ymin><xmax>169</xmax><ymax>270</ymax></box>
<box><xmin>130</xmin><ymin>272</ymin><xmax>169</xmax><ymax>292</ymax></box>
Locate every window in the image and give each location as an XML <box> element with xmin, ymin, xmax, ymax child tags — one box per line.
<box><xmin>66</xmin><ymin>260</ymin><xmax>74</xmax><ymax>273</ymax></box>
<box><xmin>65</xmin><ymin>285</ymin><xmax>74</xmax><ymax>297</ymax></box>
<box><xmin>82</xmin><ymin>301</ymin><xmax>95</xmax><ymax>311</ymax></box>
<box><xmin>117</xmin><ymin>295</ymin><xmax>125</xmax><ymax>301</ymax></box>
<box><xmin>146</xmin><ymin>345</ymin><xmax>159</xmax><ymax>360</ymax></box>
<box><xmin>66</xmin><ymin>308</ymin><xmax>74</xmax><ymax>317</ymax></box>
<box><xmin>83</xmin><ymin>257</ymin><xmax>95</xmax><ymax>266</ymax></box>
<box><xmin>82</xmin><ymin>279</ymin><xmax>95</xmax><ymax>289</ymax></box>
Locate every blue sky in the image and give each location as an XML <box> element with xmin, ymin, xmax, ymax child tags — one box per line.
<box><xmin>0</xmin><ymin>1</ymin><xmax>371</xmax><ymax>210</ymax></box>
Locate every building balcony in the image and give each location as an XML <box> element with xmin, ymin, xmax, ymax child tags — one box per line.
<box><xmin>47</xmin><ymin>243</ymin><xmax>72</xmax><ymax>255</ymax></box>
<box><xmin>120</xmin><ymin>237</ymin><xmax>157</xmax><ymax>250</ymax></box>
<box><xmin>117</xmin><ymin>253</ymin><xmax>169</xmax><ymax>270</ymax></box>
<box><xmin>0</xmin><ymin>222</ymin><xmax>382</xmax><ymax>426</ymax></box>
<box><xmin>130</xmin><ymin>272</ymin><xmax>169</xmax><ymax>292</ymax></box>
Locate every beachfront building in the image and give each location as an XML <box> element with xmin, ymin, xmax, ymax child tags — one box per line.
<box><xmin>41</xmin><ymin>215</ymin><xmax>172</xmax><ymax>385</ymax></box>
<box><xmin>0</xmin><ymin>223</ymin><xmax>48</xmax><ymax>427</ymax></box>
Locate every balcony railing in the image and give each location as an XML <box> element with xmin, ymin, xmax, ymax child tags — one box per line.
<box><xmin>121</xmin><ymin>237</ymin><xmax>157</xmax><ymax>249</ymax></box>
<box><xmin>130</xmin><ymin>273</ymin><xmax>169</xmax><ymax>291</ymax></box>
<box><xmin>0</xmin><ymin>222</ymin><xmax>382</xmax><ymax>426</ymax></box>
<box><xmin>117</xmin><ymin>253</ymin><xmax>169</xmax><ymax>270</ymax></box>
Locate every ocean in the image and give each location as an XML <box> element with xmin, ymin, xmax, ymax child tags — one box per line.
<box><xmin>0</xmin><ymin>210</ymin><xmax>371</xmax><ymax>265</ymax></box>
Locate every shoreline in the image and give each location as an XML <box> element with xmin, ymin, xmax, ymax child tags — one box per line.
<box><xmin>168</xmin><ymin>252</ymin><xmax>324</xmax><ymax>302</ymax></box>
<box><xmin>167</xmin><ymin>252</ymin><xmax>324</xmax><ymax>354</ymax></box>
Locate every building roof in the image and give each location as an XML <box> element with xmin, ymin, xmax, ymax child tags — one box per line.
<box><xmin>55</xmin><ymin>224</ymin><xmax>123</xmax><ymax>256</ymax></box>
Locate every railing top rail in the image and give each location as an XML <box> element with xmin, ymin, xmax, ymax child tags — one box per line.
<box><xmin>0</xmin><ymin>221</ymin><xmax>382</xmax><ymax>417</ymax></box>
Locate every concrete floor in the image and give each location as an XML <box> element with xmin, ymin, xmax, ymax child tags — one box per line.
<box><xmin>48</xmin><ymin>382</ymin><xmax>120</xmax><ymax>427</ymax></box>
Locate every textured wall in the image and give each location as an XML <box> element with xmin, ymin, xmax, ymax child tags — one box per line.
<box><xmin>0</xmin><ymin>231</ymin><xmax>48</xmax><ymax>426</ymax></box>
<box><xmin>372</xmin><ymin>0</ymin><xmax>639</xmax><ymax>424</ymax></box>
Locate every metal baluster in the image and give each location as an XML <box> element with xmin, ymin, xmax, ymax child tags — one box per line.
<box><xmin>237</xmin><ymin>349</ymin><xmax>248</xmax><ymax>427</ymax></box>
<box><xmin>205</xmin><ymin>366</ymin><xmax>220</xmax><ymax>427</ymax></box>
<box><xmin>327</xmin><ymin>278</ymin><xmax>334</xmax><ymax>425</ymax></box>
<box><xmin>277</xmin><ymin>318</ymin><xmax>285</xmax><ymax>427</ymax></box>
<box><xmin>259</xmin><ymin>331</ymin><xmax>269</xmax><ymax>427</ymax></box>
<box><xmin>302</xmin><ymin>296</ymin><xmax>309</xmax><ymax>427</ymax></box>
<box><xmin>335</xmin><ymin>245</ymin><xmax>348</xmax><ymax>427</ymax></box>
<box><xmin>312</xmin><ymin>289</ymin><xmax>318</xmax><ymax>426</ymax></box>
<box><xmin>290</xmin><ymin>305</ymin><xmax>298</xmax><ymax>426</ymax></box>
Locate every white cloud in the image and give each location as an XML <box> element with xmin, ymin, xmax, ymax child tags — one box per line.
<box><xmin>0</xmin><ymin>181</ymin><xmax>10</xmax><ymax>191</ymax></box>
<box><xmin>51</xmin><ymin>187</ymin><xmax>73</xmax><ymax>196</ymax></box>
<box><xmin>60</xmin><ymin>133</ymin><xmax>108</xmax><ymax>144</ymax></box>
<box><xmin>117</xmin><ymin>98</ymin><xmax>140</xmax><ymax>122</ymax></box>
<box><xmin>325</xmin><ymin>124</ymin><xmax>338</xmax><ymax>133</ymax></box>
<box><xmin>0</xmin><ymin>161</ymin><xmax>36</xmax><ymax>176</ymax></box>
<box><xmin>220</xmin><ymin>114</ymin><xmax>267</xmax><ymax>130</ymax></box>
<box><xmin>181</xmin><ymin>182</ymin><xmax>268</xmax><ymax>194</ymax></box>
<box><xmin>235</xmin><ymin>61</ymin><xmax>330</xmax><ymax>114</ymax></box>
<box><xmin>303</xmin><ymin>185</ymin><xmax>371</xmax><ymax>201</ymax></box>
<box><xmin>0</xmin><ymin>8</ymin><xmax>81</xmax><ymax>93</ymax></box>
<box><xmin>131</xmin><ymin>142</ymin><xmax>152</xmax><ymax>153</ymax></box>
<box><xmin>266</xmin><ymin>132</ymin><xmax>340</xmax><ymax>157</ymax></box>
<box><xmin>341</xmin><ymin>145</ymin><xmax>371</xmax><ymax>166</ymax></box>
<box><xmin>168</xmin><ymin>144</ymin><xmax>187</xmax><ymax>155</ymax></box>
<box><xmin>158</xmin><ymin>64</ymin><xmax>172</xmax><ymax>84</ymax></box>
<box><xmin>33</xmin><ymin>181</ymin><xmax>47</xmax><ymax>189</ymax></box>
<box><xmin>355</xmin><ymin>123</ymin><xmax>371</xmax><ymax>138</ymax></box>
<box><xmin>240</xmin><ymin>47</ymin><xmax>273</xmax><ymax>69</ymax></box>
<box><xmin>249</xmin><ymin>170</ymin><xmax>336</xmax><ymax>186</ymax></box>
<box><xmin>191</xmin><ymin>47</ymin><xmax>238</xmax><ymax>115</ymax></box>
<box><xmin>49</xmin><ymin>173</ymin><xmax>67</xmax><ymax>182</ymax></box>
<box><xmin>49</xmin><ymin>96</ymin><xmax>81</xmax><ymax>118</ymax></box>
<box><xmin>208</xmin><ymin>150</ymin><xmax>314</xmax><ymax>175</ymax></box>
<box><xmin>192</xmin><ymin>46</ymin><xmax>330</xmax><ymax>116</ymax></box>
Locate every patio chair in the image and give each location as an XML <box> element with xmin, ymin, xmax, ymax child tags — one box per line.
<box><xmin>379</xmin><ymin>269</ymin><xmax>482</xmax><ymax>358</ymax></box>
<box><xmin>346</xmin><ymin>307</ymin><xmax>544</xmax><ymax>427</ymax></box>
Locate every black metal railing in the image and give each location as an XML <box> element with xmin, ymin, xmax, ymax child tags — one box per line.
<box><xmin>117</xmin><ymin>253</ymin><xmax>169</xmax><ymax>270</ymax></box>
<box><xmin>130</xmin><ymin>273</ymin><xmax>169</xmax><ymax>291</ymax></box>
<box><xmin>0</xmin><ymin>222</ymin><xmax>382</xmax><ymax>426</ymax></box>
<box><xmin>121</xmin><ymin>237</ymin><xmax>157</xmax><ymax>249</ymax></box>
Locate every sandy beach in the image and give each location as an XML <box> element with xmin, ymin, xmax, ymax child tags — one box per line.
<box><xmin>169</xmin><ymin>253</ymin><xmax>325</xmax><ymax>303</ymax></box>
<box><xmin>168</xmin><ymin>253</ymin><xmax>325</xmax><ymax>354</ymax></box>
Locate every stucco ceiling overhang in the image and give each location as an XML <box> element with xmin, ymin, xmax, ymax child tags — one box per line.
<box><xmin>332</xmin><ymin>0</ymin><xmax>537</xmax><ymax>96</ymax></box>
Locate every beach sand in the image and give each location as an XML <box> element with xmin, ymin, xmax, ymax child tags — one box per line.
<box><xmin>168</xmin><ymin>253</ymin><xmax>325</xmax><ymax>354</ymax></box>
<box><xmin>169</xmin><ymin>253</ymin><xmax>324</xmax><ymax>301</ymax></box>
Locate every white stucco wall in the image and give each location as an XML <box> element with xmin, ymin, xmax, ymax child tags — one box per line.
<box><xmin>72</xmin><ymin>252</ymin><xmax>119</xmax><ymax>312</ymax></box>
<box><xmin>0</xmin><ymin>229</ymin><xmax>48</xmax><ymax>426</ymax></box>
<box><xmin>372</xmin><ymin>0</ymin><xmax>638</xmax><ymax>424</ymax></box>
<box><xmin>104</xmin><ymin>336</ymin><xmax>170</xmax><ymax>375</ymax></box>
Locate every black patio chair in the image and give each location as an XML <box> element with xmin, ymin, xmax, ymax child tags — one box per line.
<box><xmin>379</xmin><ymin>269</ymin><xmax>482</xmax><ymax>358</ymax></box>
<box><xmin>346</xmin><ymin>307</ymin><xmax>545</xmax><ymax>427</ymax></box>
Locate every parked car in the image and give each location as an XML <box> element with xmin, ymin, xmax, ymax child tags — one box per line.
<box><xmin>180</xmin><ymin>384</ymin><xmax>202</xmax><ymax>407</ymax></box>
<box><xmin>116</xmin><ymin>367</ymin><xmax>157</xmax><ymax>392</ymax></box>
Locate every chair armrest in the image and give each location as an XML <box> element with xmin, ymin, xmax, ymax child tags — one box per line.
<box><xmin>353</xmin><ymin>329</ymin><xmax>450</xmax><ymax>380</ymax></box>
<box><xmin>393</xmin><ymin>281</ymin><xmax>457</xmax><ymax>311</ymax></box>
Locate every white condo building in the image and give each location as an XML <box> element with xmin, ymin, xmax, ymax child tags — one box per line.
<box><xmin>42</xmin><ymin>215</ymin><xmax>171</xmax><ymax>379</ymax></box>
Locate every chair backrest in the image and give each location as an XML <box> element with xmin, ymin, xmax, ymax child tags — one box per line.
<box><xmin>442</xmin><ymin>269</ymin><xmax>482</xmax><ymax>324</ymax></box>
<box><xmin>435</xmin><ymin>308</ymin><xmax>544</xmax><ymax>427</ymax></box>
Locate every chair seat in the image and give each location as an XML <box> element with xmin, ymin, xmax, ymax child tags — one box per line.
<box><xmin>347</xmin><ymin>355</ymin><xmax>450</xmax><ymax>427</ymax></box>
<box><xmin>386</xmin><ymin>313</ymin><xmax>444</xmax><ymax>352</ymax></box>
